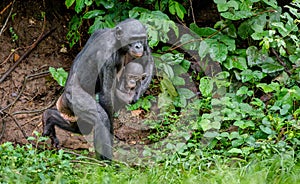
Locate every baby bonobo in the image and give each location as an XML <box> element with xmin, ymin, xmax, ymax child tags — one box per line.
<box><xmin>115</xmin><ymin>61</ymin><xmax>147</xmax><ymax>106</ymax></box>
<box><xmin>42</xmin><ymin>19</ymin><xmax>154</xmax><ymax>161</ymax></box>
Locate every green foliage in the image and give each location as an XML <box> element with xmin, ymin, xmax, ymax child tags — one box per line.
<box><xmin>126</xmin><ymin>95</ymin><xmax>156</xmax><ymax>112</ymax></box>
<box><xmin>9</xmin><ymin>27</ymin><xmax>18</xmax><ymax>42</ymax></box>
<box><xmin>0</xmin><ymin>141</ymin><xmax>77</xmax><ymax>183</ymax></box>
<box><xmin>59</xmin><ymin>0</ymin><xmax>300</xmax><ymax>167</ymax></box>
<box><xmin>65</xmin><ymin>0</ymin><xmax>132</xmax><ymax>47</ymax></box>
<box><xmin>153</xmin><ymin>51</ymin><xmax>194</xmax><ymax>111</ymax></box>
<box><xmin>49</xmin><ymin>67</ymin><xmax>68</xmax><ymax>87</ymax></box>
<box><xmin>64</xmin><ymin>0</ymin><xmax>186</xmax><ymax>48</ymax></box>
<box><xmin>129</xmin><ymin>7</ymin><xmax>179</xmax><ymax>47</ymax></box>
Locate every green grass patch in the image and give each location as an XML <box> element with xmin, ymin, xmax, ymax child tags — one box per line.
<box><xmin>1</xmin><ymin>141</ymin><xmax>300</xmax><ymax>184</ymax></box>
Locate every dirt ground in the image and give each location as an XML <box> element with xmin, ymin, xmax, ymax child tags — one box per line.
<box><xmin>0</xmin><ymin>0</ymin><xmax>88</xmax><ymax>148</ymax></box>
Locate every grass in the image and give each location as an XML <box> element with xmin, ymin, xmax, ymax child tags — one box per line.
<box><xmin>1</xmin><ymin>141</ymin><xmax>299</xmax><ymax>184</ymax></box>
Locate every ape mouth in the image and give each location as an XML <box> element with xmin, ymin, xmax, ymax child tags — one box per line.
<box><xmin>131</xmin><ymin>52</ymin><xmax>143</xmax><ymax>58</ymax></box>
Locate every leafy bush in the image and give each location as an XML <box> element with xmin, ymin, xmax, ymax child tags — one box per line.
<box><xmin>0</xmin><ymin>140</ymin><xmax>77</xmax><ymax>183</ymax></box>
<box><xmin>55</xmin><ymin>0</ymin><xmax>300</xmax><ymax>165</ymax></box>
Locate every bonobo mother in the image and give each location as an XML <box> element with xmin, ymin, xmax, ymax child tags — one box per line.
<box><xmin>42</xmin><ymin>19</ymin><xmax>154</xmax><ymax>160</ymax></box>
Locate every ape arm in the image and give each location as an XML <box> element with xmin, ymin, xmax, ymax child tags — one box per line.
<box><xmin>133</xmin><ymin>55</ymin><xmax>154</xmax><ymax>102</ymax></box>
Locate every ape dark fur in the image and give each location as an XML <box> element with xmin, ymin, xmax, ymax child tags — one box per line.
<box><xmin>42</xmin><ymin>19</ymin><xmax>154</xmax><ymax>160</ymax></box>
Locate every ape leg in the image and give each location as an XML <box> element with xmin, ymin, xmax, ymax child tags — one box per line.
<box><xmin>93</xmin><ymin>106</ymin><xmax>113</xmax><ymax>160</ymax></box>
<box><xmin>65</xmin><ymin>86</ymin><xmax>113</xmax><ymax>160</ymax></box>
<box><xmin>42</xmin><ymin>108</ymin><xmax>82</xmax><ymax>147</ymax></box>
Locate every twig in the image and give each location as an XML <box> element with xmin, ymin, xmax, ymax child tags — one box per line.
<box><xmin>70</xmin><ymin>160</ymin><xmax>107</xmax><ymax>166</ymax></box>
<box><xmin>168</xmin><ymin>25</ymin><xmax>228</xmax><ymax>52</ymax></box>
<box><xmin>271</xmin><ymin>48</ymin><xmax>292</xmax><ymax>75</ymax></box>
<box><xmin>189</xmin><ymin>0</ymin><xmax>196</xmax><ymax>24</ymax></box>
<box><xmin>0</xmin><ymin>27</ymin><xmax>56</xmax><ymax>83</ymax></box>
<box><xmin>0</xmin><ymin>0</ymin><xmax>15</xmax><ymax>36</ymax></box>
<box><xmin>5</xmin><ymin>112</ymin><xmax>31</xmax><ymax>143</ymax></box>
<box><xmin>12</xmin><ymin>99</ymin><xmax>56</xmax><ymax>116</ymax></box>
<box><xmin>0</xmin><ymin>118</ymin><xmax>6</xmax><ymax>140</ymax></box>
<box><xmin>0</xmin><ymin>71</ymin><xmax>50</xmax><ymax>113</ymax></box>
<box><xmin>63</xmin><ymin>149</ymin><xmax>109</xmax><ymax>167</ymax></box>
<box><xmin>0</xmin><ymin>48</ymin><xmax>21</xmax><ymax>66</ymax></box>
<box><xmin>0</xmin><ymin>1</ymin><xmax>13</xmax><ymax>15</ymax></box>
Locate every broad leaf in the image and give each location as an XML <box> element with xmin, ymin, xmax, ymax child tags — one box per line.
<box><xmin>177</xmin><ymin>88</ymin><xmax>195</xmax><ymax>100</ymax></box>
<box><xmin>190</xmin><ymin>23</ymin><xmax>218</xmax><ymax>37</ymax></box>
<box><xmin>199</xmin><ymin>77</ymin><xmax>213</xmax><ymax>97</ymax></box>
<box><xmin>65</xmin><ymin>0</ymin><xmax>75</xmax><ymax>8</ymax></box>
<box><xmin>209</xmin><ymin>43</ymin><xmax>228</xmax><ymax>62</ymax></box>
<box><xmin>83</xmin><ymin>10</ymin><xmax>105</xmax><ymax>19</ymax></box>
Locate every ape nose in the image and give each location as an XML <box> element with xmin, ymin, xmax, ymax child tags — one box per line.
<box><xmin>135</xmin><ymin>43</ymin><xmax>142</xmax><ymax>49</ymax></box>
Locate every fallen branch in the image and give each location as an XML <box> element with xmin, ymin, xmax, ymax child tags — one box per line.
<box><xmin>5</xmin><ymin>113</ymin><xmax>31</xmax><ymax>143</ymax></box>
<box><xmin>0</xmin><ymin>27</ymin><xmax>56</xmax><ymax>83</ymax></box>
<box><xmin>0</xmin><ymin>1</ymin><xmax>13</xmax><ymax>15</ymax></box>
<box><xmin>0</xmin><ymin>71</ymin><xmax>50</xmax><ymax>113</ymax></box>
<box><xmin>0</xmin><ymin>0</ymin><xmax>15</xmax><ymax>36</ymax></box>
<box><xmin>0</xmin><ymin>48</ymin><xmax>21</xmax><ymax>66</ymax></box>
<box><xmin>271</xmin><ymin>48</ymin><xmax>292</xmax><ymax>75</ymax></box>
<box><xmin>12</xmin><ymin>99</ymin><xmax>57</xmax><ymax>116</ymax></box>
<box><xmin>63</xmin><ymin>149</ymin><xmax>110</xmax><ymax>167</ymax></box>
<box><xmin>0</xmin><ymin>118</ymin><xmax>5</xmax><ymax>140</ymax></box>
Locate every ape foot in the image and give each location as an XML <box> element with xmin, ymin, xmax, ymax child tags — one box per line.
<box><xmin>50</xmin><ymin>136</ymin><xmax>60</xmax><ymax>148</ymax></box>
<box><xmin>96</xmin><ymin>152</ymin><xmax>112</xmax><ymax>162</ymax></box>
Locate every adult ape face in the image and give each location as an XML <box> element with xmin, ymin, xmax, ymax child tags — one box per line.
<box><xmin>42</xmin><ymin>19</ymin><xmax>154</xmax><ymax>161</ymax></box>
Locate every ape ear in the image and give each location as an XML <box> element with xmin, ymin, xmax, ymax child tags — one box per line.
<box><xmin>115</xmin><ymin>26</ymin><xmax>123</xmax><ymax>40</ymax></box>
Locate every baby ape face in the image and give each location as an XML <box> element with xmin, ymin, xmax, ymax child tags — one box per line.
<box><xmin>115</xmin><ymin>62</ymin><xmax>147</xmax><ymax>104</ymax></box>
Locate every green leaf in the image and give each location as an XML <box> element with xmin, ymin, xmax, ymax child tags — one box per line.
<box><xmin>203</xmin><ymin>131</ymin><xmax>219</xmax><ymax>138</ymax></box>
<box><xmin>83</xmin><ymin>10</ymin><xmax>105</xmax><ymax>19</ymax></box>
<box><xmin>219</xmin><ymin>35</ymin><xmax>236</xmax><ymax>51</ymax></box>
<box><xmin>224</xmin><ymin>56</ymin><xmax>247</xmax><ymax>70</ymax></box>
<box><xmin>259</xmin><ymin>125</ymin><xmax>273</xmax><ymax>135</ymax></box>
<box><xmin>228</xmin><ymin>148</ymin><xmax>243</xmax><ymax>154</ymax></box>
<box><xmin>257</xmin><ymin>82</ymin><xmax>280</xmax><ymax>93</ymax></box>
<box><xmin>262</xmin><ymin>0</ymin><xmax>278</xmax><ymax>8</ymax></box>
<box><xmin>98</xmin><ymin>0</ymin><xmax>114</xmax><ymax>9</ymax></box>
<box><xmin>180</xmin><ymin>34</ymin><xmax>199</xmax><ymax>50</ymax></box>
<box><xmin>49</xmin><ymin>67</ymin><xmax>68</xmax><ymax>87</ymax></box>
<box><xmin>209</xmin><ymin>43</ymin><xmax>228</xmax><ymax>62</ymax></box>
<box><xmin>180</xmin><ymin>59</ymin><xmax>191</xmax><ymax>72</ymax></box>
<box><xmin>199</xmin><ymin>77</ymin><xmax>213</xmax><ymax>97</ymax></box>
<box><xmin>162</xmin><ymin>63</ymin><xmax>174</xmax><ymax>79</ymax></box>
<box><xmin>220</xmin><ymin>12</ymin><xmax>240</xmax><ymax>20</ymax></box>
<box><xmin>158</xmin><ymin>92</ymin><xmax>174</xmax><ymax>109</ymax></box>
<box><xmin>238</xmin><ymin>20</ymin><xmax>254</xmax><ymax>40</ymax></box>
<box><xmin>177</xmin><ymin>88</ymin><xmax>195</xmax><ymax>100</ymax></box>
<box><xmin>280</xmin><ymin>104</ymin><xmax>291</xmax><ymax>115</ymax></box>
<box><xmin>251</xmin><ymin>14</ymin><xmax>267</xmax><ymax>32</ymax></box>
<box><xmin>168</xmin><ymin>1</ymin><xmax>176</xmax><ymax>15</ymax></box>
<box><xmin>65</xmin><ymin>0</ymin><xmax>75</xmax><ymax>8</ymax></box>
<box><xmin>174</xmin><ymin>1</ymin><xmax>186</xmax><ymax>20</ymax></box>
<box><xmin>232</xmin><ymin>139</ymin><xmax>244</xmax><ymax>147</ymax></box>
<box><xmin>190</xmin><ymin>23</ymin><xmax>218</xmax><ymax>37</ymax></box>
<box><xmin>161</xmin><ymin>77</ymin><xmax>178</xmax><ymax>97</ymax></box>
<box><xmin>246</xmin><ymin>46</ymin><xmax>267</xmax><ymax>67</ymax></box>
<box><xmin>88</xmin><ymin>17</ymin><xmax>105</xmax><ymax>34</ymax></box>
<box><xmin>75</xmin><ymin>0</ymin><xmax>85</xmax><ymax>13</ymax></box>
<box><xmin>198</xmin><ymin>41</ymin><xmax>209</xmax><ymax>59</ymax></box>
<box><xmin>236</xmin><ymin>86</ymin><xmax>249</xmax><ymax>96</ymax></box>
<box><xmin>172</xmin><ymin>76</ymin><xmax>185</xmax><ymax>86</ymax></box>
<box><xmin>260</xmin><ymin>60</ymin><xmax>284</xmax><ymax>73</ymax></box>
<box><xmin>85</xmin><ymin>0</ymin><xmax>93</xmax><ymax>6</ymax></box>
<box><xmin>213</xmin><ymin>0</ymin><xmax>226</xmax><ymax>3</ymax></box>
